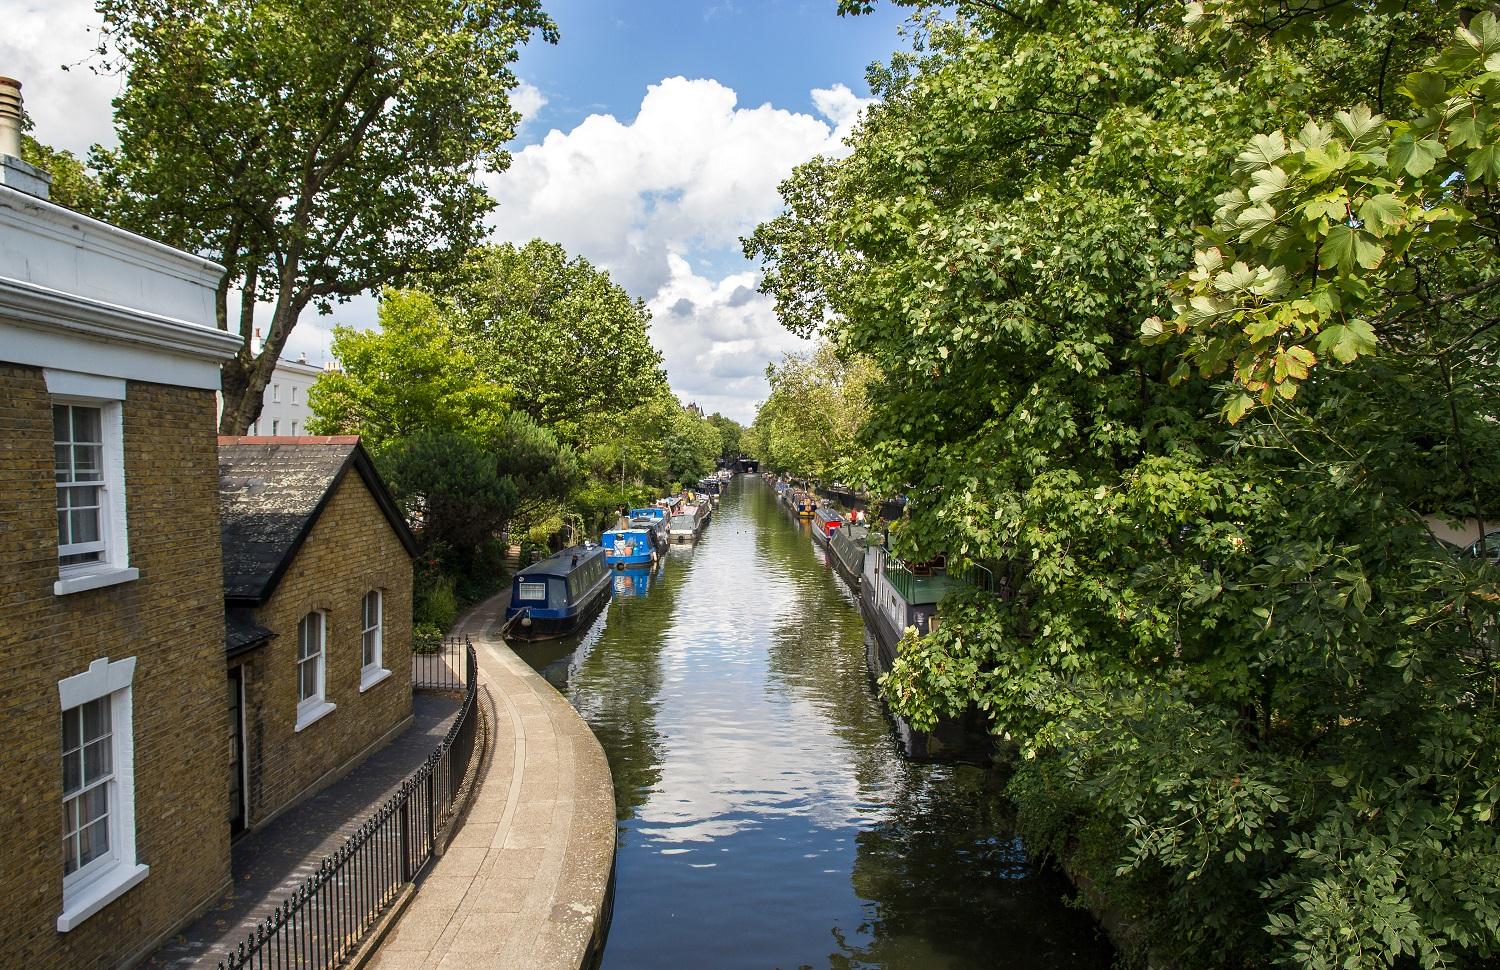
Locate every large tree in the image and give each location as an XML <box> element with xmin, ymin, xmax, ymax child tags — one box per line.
<box><xmin>439</xmin><ymin>240</ymin><xmax>667</xmax><ymax>444</ymax></box>
<box><xmin>91</xmin><ymin>0</ymin><xmax>557</xmax><ymax>434</ymax></box>
<box><xmin>751</xmin><ymin>1</ymin><xmax>1500</xmax><ymax>965</ymax></box>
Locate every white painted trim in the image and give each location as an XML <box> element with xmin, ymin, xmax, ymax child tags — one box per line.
<box><xmin>0</xmin><ymin>320</ymin><xmax>228</xmax><ymax>391</ymax></box>
<box><xmin>359</xmin><ymin>667</ymin><xmax>392</xmax><ymax>693</ymax></box>
<box><xmin>0</xmin><ymin>183</ymin><xmax>224</xmax><ymax>286</ymax></box>
<box><xmin>54</xmin><ymin>566</ymin><xmax>139</xmax><ymax>596</ymax></box>
<box><xmin>44</xmin><ymin>370</ymin><xmax>126</xmax><ymax>400</ymax></box>
<box><xmin>56</xmin><ymin>862</ymin><xmax>149</xmax><ymax>932</ymax></box>
<box><xmin>294</xmin><ymin>700</ymin><xmax>337</xmax><ymax>733</ymax></box>
<box><xmin>0</xmin><ymin>278</ymin><xmax>240</xmax><ymax>366</ymax></box>
<box><xmin>58</xmin><ymin>656</ymin><xmax>137</xmax><ymax>710</ymax></box>
<box><xmin>57</xmin><ymin>656</ymin><xmax>143</xmax><ymax>930</ymax></box>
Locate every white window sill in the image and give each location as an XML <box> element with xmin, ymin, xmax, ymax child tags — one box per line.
<box><xmin>294</xmin><ymin>699</ymin><xmax>336</xmax><ymax>732</ymax></box>
<box><xmin>54</xmin><ymin>566</ymin><xmax>139</xmax><ymax>596</ymax></box>
<box><xmin>57</xmin><ymin>861</ymin><xmax>148</xmax><ymax>931</ymax></box>
<box><xmin>359</xmin><ymin>667</ymin><xmax>392</xmax><ymax>693</ymax></box>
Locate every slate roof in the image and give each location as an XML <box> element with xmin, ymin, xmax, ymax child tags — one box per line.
<box><xmin>225</xmin><ymin>608</ymin><xmax>275</xmax><ymax>657</ymax></box>
<box><xmin>218</xmin><ymin>436</ymin><xmax>418</xmax><ymax>605</ymax></box>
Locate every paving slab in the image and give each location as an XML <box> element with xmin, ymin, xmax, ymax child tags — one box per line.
<box><xmin>367</xmin><ymin>590</ymin><xmax>616</xmax><ymax>970</ymax></box>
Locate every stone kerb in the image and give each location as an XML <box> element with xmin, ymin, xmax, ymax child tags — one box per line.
<box><xmin>368</xmin><ymin>591</ymin><xmax>616</xmax><ymax>970</ymax></box>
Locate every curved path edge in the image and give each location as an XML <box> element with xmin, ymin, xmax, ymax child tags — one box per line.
<box><xmin>368</xmin><ymin>590</ymin><xmax>617</xmax><ymax>970</ymax></box>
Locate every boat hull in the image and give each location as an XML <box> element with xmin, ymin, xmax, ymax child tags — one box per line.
<box><xmin>858</xmin><ymin>580</ymin><xmax>991</xmax><ymax>763</ymax></box>
<box><xmin>505</xmin><ymin>576</ymin><xmax>610</xmax><ymax>642</ymax></box>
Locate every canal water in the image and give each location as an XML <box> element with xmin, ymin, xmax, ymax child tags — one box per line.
<box><xmin>519</xmin><ymin>476</ymin><xmax>1112</xmax><ymax>969</ymax></box>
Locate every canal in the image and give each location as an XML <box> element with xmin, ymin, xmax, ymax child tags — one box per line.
<box><xmin>519</xmin><ymin>475</ymin><xmax>1112</xmax><ymax>968</ymax></box>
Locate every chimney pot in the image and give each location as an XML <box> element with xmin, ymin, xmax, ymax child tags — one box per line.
<box><xmin>0</xmin><ymin>77</ymin><xmax>22</xmax><ymax>159</ymax></box>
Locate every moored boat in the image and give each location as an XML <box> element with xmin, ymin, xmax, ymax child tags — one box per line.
<box><xmin>812</xmin><ymin>505</ymin><xmax>844</xmax><ymax>546</ymax></box>
<box><xmin>791</xmin><ymin>489</ymin><xmax>817</xmax><ymax>519</ymax></box>
<box><xmin>859</xmin><ymin>544</ymin><xmax>991</xmax><ymax>761</ymax></box>
<box><xmin>669</xmin><ymin>502</ymin><xmax>711</xmax><ymax>543</ymax></box>
<box><xmin>602</xmin><ymin>528</ymin><xmax>657</xmax><ymax>569</ymax></box>
<box><xmin>504</xmin><ymin>544</ymin><xmax>611</xmax><ymax>641</ymax></box>
<box><xmin>829</xmin><ymin>521</ymin><xmax>873</xmax><ymax>590</ymax></box>
<box><xmin>628</xmin><ymin>507</ymin><xmax>670</xmax><ymax>549</ymax></box>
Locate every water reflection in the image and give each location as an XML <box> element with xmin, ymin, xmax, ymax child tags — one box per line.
<box><xmin>521</xmin><ymin>477</ymin><xmax>1112</xmax><ymax>969</ymax></box>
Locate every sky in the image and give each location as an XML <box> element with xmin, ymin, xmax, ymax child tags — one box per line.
<box><xmin>0</xmin><ymin>0</ymin><xmax>910</xmax><ymax>423</ymax></box>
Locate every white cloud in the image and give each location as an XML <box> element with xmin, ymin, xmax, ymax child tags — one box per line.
<box><xmin>0</xmin><ymin>0</ymin><xmax>119</xmax><ymax>155</ymax></box>
<box><xmin>647</xmin><ymin>254</ymin><xmax>809</xmax><ymax>423</ymax></box>
<box><xmin>486</xmin><ymin>77</ymin><xmax>873</xmax><ymax>421</ymax></box>
<box><xmin>511</xmin><ymin>80</ymin><xmax>547</xmax><ymax>132</ymax></box>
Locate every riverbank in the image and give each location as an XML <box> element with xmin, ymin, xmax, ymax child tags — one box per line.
<box><xmin>366</xmin><ymin>589</ymin><xmax>616</xmax><ymax>970</ymax></box>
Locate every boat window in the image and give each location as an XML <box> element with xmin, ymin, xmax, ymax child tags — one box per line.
<box><xmin>518</xmin><ymin>579</ymin><xmax>547</xmax><ymax>601</ymax></box>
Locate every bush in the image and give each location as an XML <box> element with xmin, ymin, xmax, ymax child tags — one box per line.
<box><xmin>413</xmin><ymin>568</ymin><xmax>458</xmax><ymax>631</ymax></box>
<box><xmin>411</xmin><ymin>622</ymin><xmax>444</xmax><ymax>655</ymax></box>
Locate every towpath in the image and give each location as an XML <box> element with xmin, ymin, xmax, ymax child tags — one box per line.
<box><xmin>366</xmin><ymin>588</ymin><xmax>616</xmax><ymax>970</ymax></box>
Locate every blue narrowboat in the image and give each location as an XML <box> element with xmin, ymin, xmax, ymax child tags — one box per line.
<box><xmin>504</xmin><ymin>545</ymin><xmax>611</xmax><ymax>641</ymax></box>
<box><xmin>602</xmin><ymin>528</ymin><xmax>657</xmax><ymax>569</ymax></box>
<box><xmin>628</xmin><ymin>507</ymin><xmax>670</xmax><ymax>549</ymax></box>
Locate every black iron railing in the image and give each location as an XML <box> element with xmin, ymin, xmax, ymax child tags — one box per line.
<box><xmin>412</xmin><ymin>634</ymin><xmax>470</xmax><ymax>691</ymax></box>
<box><xmin>220</xmin><ymin>638</ymin><xmax>479</xmax><ymax>970</ymax></box>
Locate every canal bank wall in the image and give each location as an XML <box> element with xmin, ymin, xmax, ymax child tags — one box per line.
<box><xmin>367</xmin><ymin>590</ymin><xmax>616</xmax><ymax>970</ymax></box>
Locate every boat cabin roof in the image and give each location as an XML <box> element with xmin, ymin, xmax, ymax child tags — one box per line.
<box><xmin>603</xmin><ymin>528</ymin><xmax>651</xmax><ymax>540</ymax></box>
<box><xmin>515</xmin><ymin>544</ymin><xmax>605</xmax><ymax>579</ymax></box>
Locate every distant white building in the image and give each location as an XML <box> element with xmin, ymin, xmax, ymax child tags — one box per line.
<box><xmin>247</xmin><ymin>355</ymin><xmax>330</xmax><ymax>436</ymax></box>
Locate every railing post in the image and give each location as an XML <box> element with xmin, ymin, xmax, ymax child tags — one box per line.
<box><xmin>398</xmin><ymin>785</ymin><xmax>412</xmax><ymax>883</ymax></box>
<box><xmin>426</xmin><ymin>765</ymin><xmax>436</xmax><ymax>856</ymax></box>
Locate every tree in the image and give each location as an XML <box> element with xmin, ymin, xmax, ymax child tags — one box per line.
<box><xmin>750</xmin><ymin>2</ymin><xmax>1496</xmax><ymax>965</ymax></box>
<box><xmin>307</xmin><ymin>289</ymin><xmax>510</xmax><ymax>451</ymax></box>
<box><xmin>380</xmin><ymin>429</ymin><xmax>518</xmax><ymax>569</ymax></box>
<box><xmin>660</xmin><ymin>405</ymin><xmax>721</xmax><ymax>485</ymax></box>
<box><xmin>706</xmin><ymin>412</ymin><xmax>744</xmax><ymax>461</ymax></box>
<box><xmin>20</xmin><ymin>135</ymin><xmax>103</xmax><ymax>216</ymax></box>
<box><xmin>440</xmin><ymin>240</ymin><xmax>667</xmax><ymax>444</ymax></box>
<box><xmin>91</xmin><ymin>0</ymin><xmax>557</xmax><ymax>434</ymax></box>
<box><xmin>748</xmin><ymin>342</ymin><xmax>875</xmax><ymax>483</ymax></box>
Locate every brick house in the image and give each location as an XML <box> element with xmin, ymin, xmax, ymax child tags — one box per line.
<box><xmin>217</xmin><ymin>436</ymin><xmax>417</xmax><ymax>832</ymax></box>
<box><xmin>0</xmin><ymin>82</ymin><xmax>243</xmax><ymax>968</ymax></box>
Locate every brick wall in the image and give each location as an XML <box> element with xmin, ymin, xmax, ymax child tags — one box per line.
<box><xmin>0</xmin><ymin>363</ymin><xmax>232</xmax><ymax>969</ymax></box>
<box><xmin>242</xmin><ymin>470</ymin><xmax>413</xmax><ymax>826</ymax></box>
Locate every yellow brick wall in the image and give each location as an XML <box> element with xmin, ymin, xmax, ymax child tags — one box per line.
<box><xmin>0</xmin><ymin>363</ymin><xmax>232</xmax><ymax>969</ymax></box>
<box><xmin>241</xmin><ymin>468</ymin><xmax>413</xmax><ymax>825</ymax></box>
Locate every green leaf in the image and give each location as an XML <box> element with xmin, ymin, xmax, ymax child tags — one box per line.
<box><xmin>1467</xmin><ymin>144</ymin><xmax>1500</xmax><ymax>185</ymax></box>
<box><xmin>1315</xmin><ymin>319</ymin><xmax>1378</xmax><ymax>364</ymax></box>
<box><xmin>1357</xmin><ymin>194</ymin><xmax>1404</xmax><ymax>234</ymax></box>
<box><xmin>1225</xmin><ymin>392</ymin><xmax>1255</xmax><ymax>424</ymax></box>
<box><xmin>1400</xmin><ymin>72</ymin><xmax>1448</xmax><ymax>110</ymax></box>
<box><xmin>1389</xmin><ymin>134</ymin><xmax>1446</xmax><ymax>177</ymax></box>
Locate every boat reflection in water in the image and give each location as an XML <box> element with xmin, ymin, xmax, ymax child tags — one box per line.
<box><xmin>612</xmin><ymin>558</ymin><xmax>665</xmax><ymax>598</ymax></box>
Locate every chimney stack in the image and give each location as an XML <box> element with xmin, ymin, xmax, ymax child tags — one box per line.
<box><xmin>0</xmin><ymin>77</ymin><xmax>52</xmax><ymax>199</ymax></box>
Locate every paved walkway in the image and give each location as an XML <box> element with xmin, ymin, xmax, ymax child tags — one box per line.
<box><xmin>144</xmin><ymin>693</ymin><xmax>461</xmax><ymax>969</ymax></box>
<box><xmin>368</xmin><ymin>591</ymin><xmax>617</xmax><ymax>970</ymax></box>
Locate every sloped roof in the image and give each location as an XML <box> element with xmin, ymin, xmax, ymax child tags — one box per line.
<box><xmin>225</xmin><ymin>608</ymin><xmax>275</xmax><ymax>657</ymax></box>
<box><xmin>218</xmin><ymin>436</ymin><xmax>417</xmax><ymax>605</ymax></box>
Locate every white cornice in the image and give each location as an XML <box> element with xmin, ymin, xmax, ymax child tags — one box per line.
<box><xmin>0</xmin><ymin>276</ymin><xmax>240</xmax><ymax>361</ymax></box>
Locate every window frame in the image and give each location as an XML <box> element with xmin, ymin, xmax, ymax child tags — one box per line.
<box><xmin>46</xmin><ymin>371</ymin><xmax>137</xmax><ymax>596</ymax></box>
<box><xmin>359</xmin><ymin>590</ymin><xmax>391</xmax><ymax>691</ymax></box>
<box><xmin>295</xmin><ymin>611</ymin><xmax>335</xmax><ymax>731</ymax></box>
<box><xmin>56</xmin><ymin>656</ymin><xmax>147</xmax><ymax>932</ymax></box>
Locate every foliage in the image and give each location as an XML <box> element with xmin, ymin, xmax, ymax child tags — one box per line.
<box><xmin>20</xmin><ymin>135</ymin><xmax>104</xmax><ymax>216</ymax></box>
<box><xmin>308</xmin><ymin>288</ymin><xmax>510</xmax><ymax>450</ymax></box>
<box><xmin>378</xmin><ymin>430</ymin><xmax>518</xmax><ymax>571</ymax></box>
<box><xmin>439</xmin><ymin>240</ymin><xmax>667</xmax><ymax>445</ymax></box>
<box><xmin>661</xmin><ymin>405</ymin><xmax>722</xmax><ymax>484</ymax></box>
<box><xmin>706</xmin><ymin>412</ymin><xmax>745</xmax><ymax>460</ymax></box>
<box><xmin>90</xmin><ymin>0</ymin><xmax>556</xmax><ymax>434</ymax></box>
<box><xmin>751</xmin><ymin>1</ymin><xmax>1500</xmax><ymax>966</ymax></box>
<box><xmin>743</xmin><ymin>341</ymin><xmax>875</xmax><ymax>482</ymax></box>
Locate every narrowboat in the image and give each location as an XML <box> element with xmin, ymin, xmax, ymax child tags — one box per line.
<box><xmin>829</xmin><ymin>522</ymin><xmax>873</xmax><ymax>590</ymax></box>
<box><xmin>790</xmin><ymin>489</ymin><xmax>817</xmax><ymax>519</ymax></box>
<box><xmin>812</xmin><ymin>505</ymin><xmax>844</xmax><ymax>546</ymax></box>
<box><xmin>628</xmin><ymin>507</ymin><xmax>670</xmax><ymax>549</ymax></box>
<box><xmin>669</xmin><ymin>502</ymin><xmax>710</xmax><ymax>543</ymax></box>
<box><xmin>504</xmin><ymin>544</ymin><xmax>611</xmax><ymax>641</ymax></box>
<box><xmin>859</xmin><ymin>544</ymin><xmax>991</xmax><ymax>761</ymax></box>
<box><xmin>602</xmin><ymin>528</ymin><xmax>657</xmax><ymax>569</ymax></box>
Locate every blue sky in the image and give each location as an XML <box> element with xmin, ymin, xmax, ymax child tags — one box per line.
<box><xmin>0</xmin><ymin>0</ymin><xmax>910</xmax><ymax>422</ymax></box>
<box><xmin>515</xmin><ymin>1</ymin><xmax>905</xmax><ymax>135</ymax></box>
